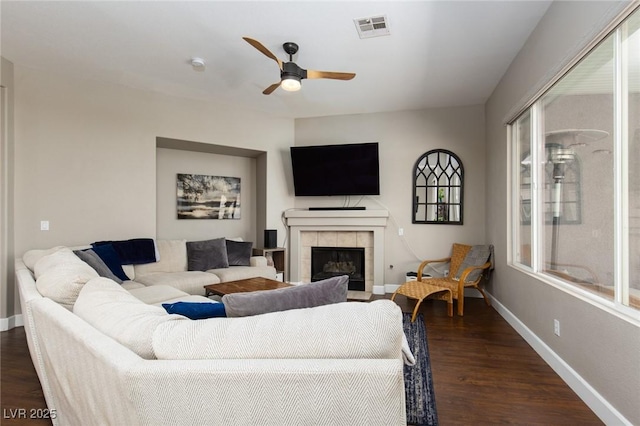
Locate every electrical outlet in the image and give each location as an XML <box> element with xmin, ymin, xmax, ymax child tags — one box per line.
<box><xmin>398</xmin><ymin>228</ymin><xmax>404</xmax><ymax>236</ymax></box>
<box><xmin>40</xmin><ymin>220</ymin><xmax>49</xmax><ymax>231</ymax></box>
<box><xmin>554</xmin><ymin>319</ymin><xmax>560</xmax><ymax>336</ymax></box>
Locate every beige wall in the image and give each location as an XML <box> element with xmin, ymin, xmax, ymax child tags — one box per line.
<box><xmin>156</xmin><ymin>147</ymin><xmax>257</xmax><ymax>242</ymax></box>
<box><xmin>1</xmin><ymin>57</ymin><xmax>16</xmax><ymax>321</ymax></box>
<box><xmin>485</xmin><ymin>1</ymin><xmax>639</xmax><ymax>423</ymax></box>
<box><xmin>8</xmin><ymin>65</ymin><xmax>294</xmax><ymax>318</ymax></box>
<box><xmin>295</xmin><ymin>106</ymin><xmax>486</xmax><ymax>285</ymax></box>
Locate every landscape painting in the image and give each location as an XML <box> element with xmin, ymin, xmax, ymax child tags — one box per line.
<box><xmin>177</xmin><ymin>174</ymin><xmax>241</xmax><ymax>219</ymax></box>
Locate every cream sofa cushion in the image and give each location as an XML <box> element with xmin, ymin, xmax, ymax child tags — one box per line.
<box><xmin>73</xmin><ymin>277</ymin><xmax>186</xmax><ymax>359</ymax></box>
<box><xmin>207</xmin><ymin>265</ymin><xmax>275</xmax><ymax>282</ymax></box>
<box><xmin>121</xmin><ymin>264</ymin><xmax>135</xmax><ymax>280</ymax></box>
<box><xmin>128</xmin><ymin>284</ymin><xmax>190</xmax><ymax>305</ymax></box>
<box><xmin>133</xmin><ymin>271</ymin><xmax>219</xmax><ymax>295</ymax></box>
<box><xmin>34</xmin><ymin>248</ymin><xmax>99</xmax><ymax>309</ymax></box>
<box><xmin>120</xmin><ymin>281</ymin><xmax>146</xmax><ymax>290</ymax></box>
<box><xmin>153</xmin><ymin>300</ymin><xmax>404</xmax><ymax>360</ymax></box>
<box><xmin>249</xmin><ymin>256</ymin><xmax>267</xmax><ymax>267</ymax></box>
<box><xmin>133</xmin><ymin>239</ymin><xmax>187</xmax><ymax>276</ymax></box>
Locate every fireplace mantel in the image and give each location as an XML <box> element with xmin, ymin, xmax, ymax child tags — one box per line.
<box><xmin>284</xmin><ymin>209</ymin><xmax>389</xmax><ymax>227</ymax></box>
<box><xmin>284</xmin><ymin>209</ymin><xmax>389</xmax><ymax>294</ymax></box>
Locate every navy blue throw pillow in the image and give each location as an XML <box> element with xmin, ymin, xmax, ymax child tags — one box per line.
<box><xmin>91</xmin><ymin>243</ymin><xmax>129</xmax><ymax>281</ymax></box>
<box><xmin>162</xmin><ymin>302</ymin><xmax>227</xmax><ymax>320</ymax></box>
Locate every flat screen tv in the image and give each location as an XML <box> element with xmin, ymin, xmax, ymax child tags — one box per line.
<box><xmin>290</xmin><ymin>142</ymin><xmax>380</xmax><ymax>196</ymax></box>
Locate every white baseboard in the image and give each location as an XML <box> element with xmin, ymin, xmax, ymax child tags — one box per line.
<box><xmin>373</xmin><ymin>284</ymin><xmax>402</xmax><ymax>294</ymax></box>
<box><xmin>490</xmin><ymin>294</ymin><xmax>631</xmax><ymax>426</ymax></box>
<box><xmin>384</xmin><ymin>284</ymin><xmax>400</xmax><ymax>294</ymax></box>
<box><xmin>0</xmin><ymin>314</ymin><xmax>24</xmax><ymax>332</ymax></box>
<box><xmin>373</xmin><ymin>285</ymin><xmax>386</xmax><ymax>295</ymax></box>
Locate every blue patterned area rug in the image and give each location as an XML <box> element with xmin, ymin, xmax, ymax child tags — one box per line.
<box><xmin>403</xmin><ymin>312</ymin><xmax>439</xmax><ymax>426</ymax></box>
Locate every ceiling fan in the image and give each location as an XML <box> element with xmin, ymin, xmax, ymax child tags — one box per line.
<box><xmin>242</xmin><ymin>37</ymin><xmax>356</xmax><ymax>95</ymax></box>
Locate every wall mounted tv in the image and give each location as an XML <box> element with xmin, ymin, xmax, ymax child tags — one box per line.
<box><xmin>290</xmin><ymin>142</ymin><xmax>380</xmax><ymax>196</ymax></box>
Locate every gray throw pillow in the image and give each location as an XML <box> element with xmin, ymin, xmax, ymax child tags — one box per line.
<box><xmin>222</xmin><ymin>275</ymin><xmax>348</xmax><ymax>317</ymax></box>
<box><xmin>74</xmin><ymin>249</ymin><xmax>123</xmax><ymax>284</ymax></box>
<box><xmin>454</xmin><ymin>244</ymin><xmax>492</xmax><ymax>282</ymax></box>
<box><xmin>226</xmin><ymin>240</ymin><xmax>252</xmax><ymax>266</ymax></box>
<box><xmin>186</xmin><ymin>238</ymin><xmax>229</xmax><ymax>271</ymax></box>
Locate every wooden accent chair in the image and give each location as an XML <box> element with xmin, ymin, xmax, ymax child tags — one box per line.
<box><xmin>392</xmin><ymin>243</ymin><xmax>493</xmax><ymax>317</ymax></box>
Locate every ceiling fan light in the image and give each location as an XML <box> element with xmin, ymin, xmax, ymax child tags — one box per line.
<box><xmin>281</xmin><ymin>76</ymin><xmax>301</xmax><ymax>92</ymax></box>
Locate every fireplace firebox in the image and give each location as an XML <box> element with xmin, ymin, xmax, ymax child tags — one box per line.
<box><xmin>311</xmin><ymin>247</ymin><xmax>365</xmax><ymax>291</ymax></box>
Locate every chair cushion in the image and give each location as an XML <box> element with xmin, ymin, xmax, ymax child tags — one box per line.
<box><xmin>454</xmin><ymin>244</ymin><xmax>491</xmax><ymax>282</ymax></box>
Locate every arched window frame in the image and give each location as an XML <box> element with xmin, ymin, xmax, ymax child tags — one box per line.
<box><xmin>412</xmin><ymin>149</ymin><xmax>464</xmax><ymax>224</ymax></box>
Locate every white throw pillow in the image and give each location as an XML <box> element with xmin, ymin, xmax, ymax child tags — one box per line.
<box><xmin>22</xmin><ymin>246</ymin><xmax>66</xmax><ymax>272</ymax></box>
<box><xmin>34</xmin><ymin>248</ymin><xmax>99</xmax><ymax>309</ymax></box>
<box><xmin>153</xmin><ymin>299</ymin><xmax>404</xmax><ymax>361</ymax></box>
<box><xmin>73</xmin><ymin>277</ymin><xmax>186</xmax><ymax>359</ymax></box>
<box><xmin>33</xmin><ymin>247</ymin><xmax>82</xmax><ymax>278</ymax></box>
<box><xmin>133</xmin><ymin>239</ymin><xmax>187</xmax><ymax>276</ymax></box>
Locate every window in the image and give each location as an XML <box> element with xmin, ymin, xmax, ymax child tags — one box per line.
<box><xmin>510</xmin><ymin>7</ymin><xmax>640</xmax><ymax>315</ymax></box>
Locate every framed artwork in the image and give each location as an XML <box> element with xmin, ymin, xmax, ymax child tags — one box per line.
<box><xmin>177</xmin><ymin>174</ymin><xmax>241</xmax><ymax>219</ymax></box>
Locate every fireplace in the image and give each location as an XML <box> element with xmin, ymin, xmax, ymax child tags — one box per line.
<box><xmin>311</xmin><ymin>247</ymin><xmax>365</xmax><ymax>291</ymax></box>
<box><xmin>284</xmin><ymin>209</ymin><xmax>389</xmax><ymax>294</ymax></box>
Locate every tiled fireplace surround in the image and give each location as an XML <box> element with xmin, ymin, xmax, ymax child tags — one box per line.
<box><xmin>284</xmin><ymin>210</ymin><xmax>389</xmax><ymax>294</ymax></box>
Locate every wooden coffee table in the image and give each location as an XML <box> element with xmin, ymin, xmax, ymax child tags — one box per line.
<box><xmin>204</xmin><ymin>277</ymin><xmax>292</xmax><ymax>297</ymax></box>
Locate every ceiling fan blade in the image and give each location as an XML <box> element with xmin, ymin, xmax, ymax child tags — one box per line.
<box><xmin>306</xmin><ymin>69</ymin><xmax>356</xmax><ymax>80</ymax></box>
<box><xmin>242</xmin><ymin>37</ymin><xmax>283</xmax><ymax>70</ymax></box>
<box><xmin>262</xmin><ymin>82</ymin><xmax>281</xmax><ymax>95</ymax></box>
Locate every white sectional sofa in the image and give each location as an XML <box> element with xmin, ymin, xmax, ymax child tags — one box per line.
<box><xmin>25</xmin><ymin>239</ymin><xmax>277</xmax><ymax>298</ymax></box>
<box><xmin>123</xmin><ymin>239</ymin><xmax>277</xmax><ymax>295</ymax></box>
<box><xmin>15</xmin><ymin>245</ymin><xmax>409</xmax><ymax>425</ymax></box>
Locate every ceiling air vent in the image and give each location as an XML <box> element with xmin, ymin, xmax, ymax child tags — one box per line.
<box><xmin>354</xmin><ymin>15</ymin><xmax>390</xmax><ymax>39</ymax></box>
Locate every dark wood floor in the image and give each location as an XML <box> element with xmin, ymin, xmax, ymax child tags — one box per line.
<box><xmin>1</xmin><ymin>297</ymin><xmax>601</xmax><ymax>425</ymax></box>
<box><xmin>385</xmin><ymin>296</ymin><xmax>602</xmax><ymax>425</ymax></box>
<box><xmin>1</xmin><ymin>327</ymin><xmax>52</xmax><ymax>426</ymax></box>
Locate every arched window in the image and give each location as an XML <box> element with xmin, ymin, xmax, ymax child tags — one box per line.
<box><xmin>413</xmin><ymin>149</ymin><xmax>464</xmax><ymax>224</ymax></box>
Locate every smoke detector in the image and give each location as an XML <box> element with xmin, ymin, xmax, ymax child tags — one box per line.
<box><xmin>354</xmin><ymin>15</ymin><xmax>390</xmax><ymax>39</ymax></box>
<box><xmin>190</xmin><ymin>57</ymin><xmax>206</xmax><ymax>71</ymax></box>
